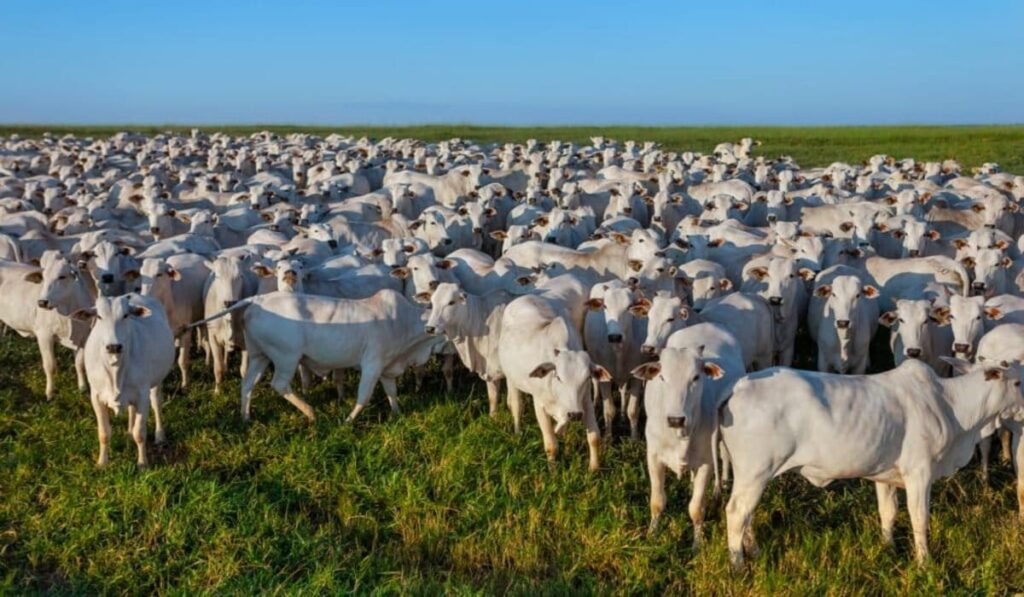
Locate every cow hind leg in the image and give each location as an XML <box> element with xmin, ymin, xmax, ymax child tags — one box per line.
<box><xmin>626</xmin><ymin>380</ymin><xmax>642</xmax><ymax>440</ymax></box>
<box><xmin>725</xmin><ymin>472</ymin><xmax>769</xmax><ymax>571</ymax></box>
<box><xmin>381</xmin><ymin>376</ymin><xmax>401</xmax><ymax>415</ymax></box>
<box><xmin>485</xmin><ymin>379</ymin><xmax>500</xmax><ymax>417</ymax></box>
<box><xmin>979</xmin><ymin>436</ymin><xmax>992</xmax><ymax>483</ymax></box>
<box><xmin>533</xmin><ymin>398</ymin><xmax>558</xmax><ymax>467</ymax></box>
<box><xmin>333</xmin><ymin>369</ymin><xmax>346</xmax><ymax>401</ymax></box>
<box><xmin>904</xmin><ymin>476</ymin><xmax>934</xmax><ymax>564</ymax></box>
<box><xmin>347</xmin><ymin>364</ymin><xmax>382</xmax><ymax>422</ymax></box>
<box><xmin>177</xmin><ymin>332</ymin><xmax>192</xmax><ymax>391</ymax></box>
<box><xmin>269</xmin><ymin>357</ymin><xmax>314</xmax><ymax>421</ymax></box>
<box><xmin>1012</xmin><ymin>430</ymin><xmax>1024</xmax><ymax>521</ymax></box>
<box><xmin>599</xmin><ymin>381</ymin><xmax>616</xmax><ymax>438</ymax></box>
<box><xmin>584</xmin><ymin>395</ymin><xmax>601</xmax><ymax>472</ymax></box>
<box><xmin>1001</xmin><ymin>428</ymin><xmax>1012</xmax><ymax>462</ymax></box>
<box><xmin>506</xmin><ymin>383</ymin><xmax>523</xmax><ymax>435</ymax></box>
<box><xmin>240</xmin><ymin>351</ymin><xmax>269</xmax><ymax>422</ymax></box>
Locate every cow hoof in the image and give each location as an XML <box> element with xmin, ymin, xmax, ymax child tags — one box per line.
<box><xmin>154</xmin><ymin>431</ymin><xmax>166</xmax><ymax>445</ymax></box>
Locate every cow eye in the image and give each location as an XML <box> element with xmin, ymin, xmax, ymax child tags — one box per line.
<box><xmin>692</xmin><ymin>374</ymin><xmax>700</xmax><ymax>382</ymax></box>
<box><xmin>448</xmin><ymin>301</ymin><xmax>455</xmax><ymax>306</ymax></box>
<box><xmin>667</xmin><ymin>317</ymin><xmax>675</xmax><ymax>322</ymax></box>
<box><xmin>58</xmin><ymin>275</ymin><xmax>66</xmax><ymax>280</ymax></box>
<box><xmin>898</xmin><ymin>318</ymin><xmax>904</xmax><ymax>323</ymax></box>
<box><xmin>976</xmin><ymin>316</ymin><xmax>982</xmax><ymax>321</ymax></box>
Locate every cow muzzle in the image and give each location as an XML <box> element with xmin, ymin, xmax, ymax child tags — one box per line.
<box><xmin>908</xmin><ymin>249</ymin><xmax>920</xmax><ymax>257</ymax></box>
<box><xmin>641</xmin><ymin>344</ymin><xmax>656</xmax><ymax>356</ymax></box>
<box><xmin>105</xmin><ymin>343</ymin><xmax>123</xmax><ymax>354</ymax></box>
<box><xmin>953</xmin><ymin>343</ymin><xmax>971</xmax><ymax>354</ymax></box>
<box><xmin>667</xmin><ymin>416</ymin><xmax>686</xmax><ymax>429</ymax></box>
<box><xmin>905</xmin><ymin>348</ymin><xmax>922</xmax><ymax>358</ymax></box>
<box><xmin>767</xmin><ymin>215</ymin><xmax>778</xmax><ymax>223</ymax></box>
<box><xmin>768</xmin><ymin>296</ymin><xmax>783</xmax><ymax>306</ymax></box>
<box><xmin>150</xmin><ymin>226</ymin><xmax>161</xmax><ymax>235</ymax></box>
<box><xmin>327</xmin><ymin>240</ymin><xmax>338</xmax><ymax>249</ymax></box>
<box><xmin>37</xmin><ymin>299</ymin><xmax>52</xmax><ymax>310</ymax></box>
<box><xmin>972</xmin><ymin>282</ymin><xmax>986</xmax><ymax>295</ymax></box>
<box><xmin>424</xmin><ymin>325</ymin><xmax>437</xmax><ymax>335</ymax></box>
<box><xmin>442</xmin><ymin>238</ymin><xmax>452</xmax><ymax>245</ymax></box>
<box><xmin>835</xmin><ymin>320</ymin><xmax>850</xmax><ymax>330</ymax></box>
<box><xmin>100</xmin><ymin>273</ymin><xmax>114</xmax><ymax>284</ymax></box>
<box><xmin>607</xmin><ymin>333</ymin><xmax>623</xmax><ymax>344</ymax></box>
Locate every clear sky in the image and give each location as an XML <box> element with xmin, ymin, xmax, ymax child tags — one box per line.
<box><xmin>2</xmin><ymin>0</ymin><xmax>1022</xmax><ymax>125</ymax></box>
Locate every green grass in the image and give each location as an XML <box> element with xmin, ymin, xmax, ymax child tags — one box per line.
<box><xmin>2</xmin><ymin>331</ymin><xmax>1024</xmax><ymax>594</ymax></box>
<box><xmin>3</xmin><ymin>125</ymin><xmax>1024</xmax><ymax>593</ymax></box>
<box><xmin>3</xmin><ymin>124</ymin><xmax>1024</xmax><ymax>172</ymax></box>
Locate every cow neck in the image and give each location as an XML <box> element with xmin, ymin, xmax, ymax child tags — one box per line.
<box><xmin>939</xmin><ymin>371</ymin><xmax>1016</xmax><ymax>434</ymax></box>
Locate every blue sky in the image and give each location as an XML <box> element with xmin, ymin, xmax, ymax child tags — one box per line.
<box><xmin>1</xmin><ymin>0</ymin><xmax>1022</xmax><ymax>125</ymax></box>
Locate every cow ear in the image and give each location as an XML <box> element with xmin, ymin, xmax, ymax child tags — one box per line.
<box><xmin>814</xmin><ymin>284</ymin><xmax>832</xmax><ymax>298</ymax></box>
<box><xmin>706</xmin><ymin>238</ymin><xmax>723</xmax><ymax>248</ymax></box>
<box><xmin>984</xmin><ymin>368</ymin><xmax>1005</xmax><ymax>381</ymax></box>
<box><xmin>961</xmin><ymin>256</ymin><xmax>976</xmax><ymax>269</ymax></box>
<box><xmin>631</xmin><ymin>361</ymin><xmax>662</xmax><ymax>381</ymax></box>
<box><xmin>985</xmin><ymin>307</ymin><xmax>1003</xmax><ymax>320</ymax></box>
<box><xmin>703</xmin><ymin>362</ymin><xmax>725</xmax><ymax>380</ymax></box>
<box><xmin>874</xmin><ymin>222</ymin><xmax>889</xmax><ymax>232</ymax></box>
<box><xmin>123</xmin><ymin>269</ymin><xmax>140</xmax><ymax>281</ymax></box>
<box><xmin>798</xmin><ymin>268</ymin><xmax>816</xmax><ymax>281</ymax></box>
<box><xmin>891</xmin><ymin>229</ymin><xmax>905</xmax><ymax>239</ymax></box>
<box><xmin>718</xmin><ymin>278</ymin><xmax>733</xmax><ymax>291</ymax></box>
<box><xmin>178</xmin><ymin>213</ymin><xmax>192</xmax><ymax>223</ymax></box>
<box><xmin>585</xmin><ymin>298</ymin><xmax>605</xmax><ymax>311</ymax></box>
<box><xmin>260</xmin><ymin>212</ymin><xmax>273</xmax><ymax>222</ymax></box>
<box><xmin>628</xmin><ymin>301</ymin><xmax>650</xmax><ymax>317</ymax></box>
<box><xmin>437</xmin><ymin>259</ymin><xmax>456</xmax><ymax>270</ymax></box>
<box><xmin>608</xmin><ymin>231</ymin><xmax>629</xmax><ymax>245</ymax></box>
<box><xmin>484</xmin><ymin>207</ymin><xmax>497</xmax><ymax>217</ymax></box>
<box><xmin>489</xmin><ymin>230</ymin><xmax>507</xmax><ymax>240</ymax></box>
<box><xmin>951</xmin><ymin>239</ymin><xmax>969</xmax><ymax>250</ymax></box>
<box><xmin>71</xmin><ymin>307</ymin><xmax>97</xmax><ymax>321</ymax></box>
<box><xmin>390</xmin><ymin>266</ymin><xmax>410</xmax><ymax>279</ymax></box>
<box><xmin>414</xmin><ymin>291</ymin><xmax>432</xmax><ymax>304</ymax></box>
<box><xmin>838</xmin><ymin>222</ymin><xmax>854</xmax><ymax>233</ymax></box>
<box><xmin>251</xmin><ymin>264</ymin><xmax>273</xmax><ymax>278</ymax></box>
<box><xmin>129</xmin><ymin>305</ymin><xmax>151</xmax><ymax>318</ymax></box>
<box><xmin>926</xmin><ymin>229</ymin><xmax>941</xmax><ymax>240</ymax></box>
<box><xmin>591</xmin><ymin>365</ymin><xmax>613</xmax><ymax>382</ymax></box>
<box><xmin>529</xmin><ymin>362</ymin><xmax>556</xmax><ymax>378</ymax></box>
<box><xmin>166</xmin><ymin>267</ymin><xmax>181</xmax><ymax>281</ymax></box>
<box><xmin>862</xmin><ymin>285</ymin><xmax>879</xmax><ymax>298</ymax></box>
<box><xmin>995</xmin><ymin>239</ymin><xmax>1011</xmax><ymax>250</ymax></box>
<box><xmin>1001</xmin><ymin>256</ymin><xmax>1014</xmax><ymax>268</ymax></box>
<box><xmin>628</xmin><ymin>259</ymin><xmax>643</xmax><ymax>272</ymax></box>
<box><xmin>409</xmin><ymin>220</ymin><xmax>423</xmax><ymax>230</ymax></box>
<box><xmin>879</xmin><ymin>311</ymin><xmax>898</xmax><ymax>327</ymax></box>
<box><xmin>748</xmin><ymin>267</ymin><xmax>769</xmax><ymax>281</ymax></box>
<box><xmin>930</xmin><ymin>306</ymin><xmax>951</xmax><ymax>326</ymax></box>
<box><xmin>971</xmin><ymin>203</ymin><xmax>986</xmax><ymax>213</ymax></box>
<box><xmin>23</xmin><ymin>271</ymin><xmax>43</xmax><ymax>283</ymax></box>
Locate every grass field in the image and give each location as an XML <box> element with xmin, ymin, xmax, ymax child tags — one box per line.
<box><xmin>3</xmin><ymin>125</ymin><xmax>1024</xmax><ymax>594</ymax></box>
<box><xmin>3</xmin><ymin>124</ymin><xmax>1024</xmax><ymax>173</ymax></box>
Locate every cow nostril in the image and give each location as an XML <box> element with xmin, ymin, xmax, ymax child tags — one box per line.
<box><xmin>443</xmin><ymin>238</ymin><xmax>452</xmax><ymax>245</ymax></box>
<box><xmin>105</xmin><ymin>344</ymin><xmax>123</xmax><ymax>354</ymax></box>
<box><xmin>769</xmin><ymin>296</ymin><xmax>783</xmax><ymax>306</ymax></box>
<box><xmin>607</xmin><ymin>333</ymin><xmax>623</xmax><ymax>343</ymax></box>
<box><xmin>767</xmin><ymin>215</ymin><xmax>778</xmax><ymax>223</ymax></box>
<box><xmin>652</xmin><ymin>216</ymin><xmax>662</xmax><ymax>222</ymax></box>
<box><xmin>667</xmin><ymin>416</ymin><xmax>686</xmax><ymax>429</ymax></box>
<box><xmin>37</xmin><ymin>300</ymin><xmax>49</xmax><ymax>309</ymax></box>
<box><xmin>425</xmin><ymin>325</ymin><xmax>436</xmax><ymax>335</ymax></box>
<box><xmin>909</xmin><ymin>250</ymin><xmax>920</xmax><ymax>257</ymax></box>
<box><xmin>100</xmin><ymin>274</ymin><xmax>114</xmax><ymax>284</ymax></box>
<box><xmin>641</xmin><ymin>345</ymin><xmax>656</xmax><ymax>355</ymax></box>
<box><xmin>906</xmin><ymin>348</ymin><xmax>922</xmax><ymax>358</ymax></box>
<box><xmin>953</xmin><ymin>343</ymin><xmax>970</xmax><ymax>353</ymax></box>
<box><xmin>473</xmin><ymin>227</ymin><xmax>482</xmax><ymax>234</ymax></box>
<box><xmin>836</xmin><ymin>320</ymin><xmax>850</xmax><ymax>329</ymax></box>
<box><xmin>150</xmin><ymin>226</ymin><xmax>161</xmax><ymax>234</ymax></box>
<box><xmin>567</xmin><ymin>411</ymin><xmax>583</xmax><ymax>422</ymax></box>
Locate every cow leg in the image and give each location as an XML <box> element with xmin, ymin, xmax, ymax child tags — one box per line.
<box><xmin>270</xmin><ymin>356</ymin><xmax>314</xmax><ymax>421</ymax></box>
<box><xmin>689</xmin><ymin>464</ymin><xmax>713</xmax><ymax>549</ymax></box>
<box><xmin>726</xmin><ymin>474</ymin><xmax>768</xmax><ymax>571</ymax></box>
<box><xmin>647</xmin><ymin>453</ymin><xmax>666</xmax><ymax>535</ymax></box>
<box><xmin>485</xmin><ymin>379</ymin><xmax>500</xmax><ymax>417</ymax></box>
<box><xmin>506</xmin><ymin>383</ymin><xmax>523</xmax><ymax>435</ymax></box>
<box><xmin>533</xmin><ymin>399</ymin><xmax>558</xmax><ymax>467</ymax></box>
<box><xmin>177</xmin><ymin>331</ymin><xmax>192</xmax><ymax>391</ymax></box>
<box><xmin>132</xmin><ymin>394</ymin><xmax>151</xmax><ymax>468</ymax></box>
<box><xmin>720</xmin><ymin>441</ymin><xmax>732</xmax><ymax>486</ymax></box>
<box><xmin>875</xmin><ymin>482</ymin><xmax>898</xmax><ymax>544</ymax></box>
<box><xmin>239</xmin><ymin>349</ymin><xmax>249</xmax><ymax>378</ymax></box>
<box><xmin>210</xmin><ymin>336</ymin><xmax>226</xmax><ymax>393</ymax></box>
<box><xmin>1001</xmin><ymin>428</ymin><xmax>1013</xmax><ymax>462</ymax></box>
<box><xmin>333</xmin><ymin>369</ymin><xmax>346</xmax><ymax>401</ymax></box>
<box><xmin>1012</xmin><ymin>429</ymin><xmax>1024</xmax><ymax>521</ymax></box>
<box><xmin>150</xmin><ymin>385</ymin><xmax>165</xmax><ymax>444</ymax></box>
<box><xmin>381</xmin><ymin>376</ymin><xmax>400</xmax><ymax>415</ymax></box>
<box><xmin>442</xmin><ymin>353</ymin><xmax>455</xmax><ymax>394</ymax></box>
<box><xmin>240</xmin><ymin>351</ymin><xmax>269</xmax><ymax>422</ymax></box>
<box><xmin>74</xmin><ymin>348</ymin><xmax>87</xmax><ymax>394</ymax></box>
<box><xmin>127</xmin><ymin>404</ymin><xmax>136</xmax><ymax>435</ymax></box>
<box><xmin>37</xmin><ymin>334</ymin><xmax>57</xmax><ymax>400</ymax></box>
<box><xmin>904</xmin><ymin>476</ymin><xmax>933</xmax><ymax>564</ymax></box>
<box><xmin>90</xmin><ymin>393</ymin><xmax>111</xmax><ymax>467</ymax></box>
<box><xmin>584</xmin><ymin>392</ymin><xmax>601</xmax><ymax>472</ymax></box>
<box><xmin>599</xmin><ymin>381</ymin><xmax>616</xmax><ymax>438</ymax></box>
<box><xmin>347</xmin><ymin>364</ymin><xmax>382</xmax><ymax>422</ymax></box>
<box><xmin>626</xmin><ymin>380</ymin><xmax>642</xmax><ymax>440</ymax></box>
<box><xmin>979</xmin><ymin>436</ymin><xmax>992</xmax><ymax>483</ymax></box>
<box><xmin>298</xmin><ymin>364</ymin><xmax>312</xmax><ymax>393</ymax></box>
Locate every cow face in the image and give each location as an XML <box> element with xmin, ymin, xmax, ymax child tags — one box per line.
<box><xmin>880</xmin><ymin>299</ymin><xmax>933</xmax><ymax>360</ymax></box>
<box><xmin>632</xmin><ymin>347</ymin><xmax>724</xmax><ymax>439</ymax></box>
<box><xmin>636</xmin><ymin>294</ymin><xmax>688</xmax><ymax>355</ymax></box>
<box><xmin>424</xmin><ymin>282</ymin><xmax>466</xmax><ymax>337</ymax></box>
<box><xmin>932</xmin><ymin>295</ymin><xmax>986</xmax><ymax>359</ymax></box>
<box><xmin>529</xmin><ymin>348</ymin><xmax>609</xmax><ymax>434</ymax></box>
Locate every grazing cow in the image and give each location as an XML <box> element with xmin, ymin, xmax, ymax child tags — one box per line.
<box><xmin>78</xmin><ymin>294</ymin><xmax>175</xmax><ymax>468</ymax></box>
<box><xmin>721</xmin><ymin>359</ymin><xmax>1024</xmax><ymax>569</ymax></box>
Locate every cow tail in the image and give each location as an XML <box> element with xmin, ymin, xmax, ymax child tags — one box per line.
<box><xmin>183</xmin><ymin>297</ymin><xmax>255</xmax><ymax>334</ymax></box>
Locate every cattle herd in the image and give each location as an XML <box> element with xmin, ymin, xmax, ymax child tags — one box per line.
<box><xmin>3</xmin><ymin>130</ymin><xmax>1024</xmax><ymax>570</ymax></box>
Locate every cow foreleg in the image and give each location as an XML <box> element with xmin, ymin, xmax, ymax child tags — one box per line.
<box><xmin>689</xmin><ymin>464</ymin><xmax>712</xmax><ymax>549</ymax></box>
<box><xmin>74</xmin><ymin>348</ymin><xmax>87</xmax><ymax>394</ymax></box>
<box><xmin>626</xmin><ymin>379</ymin><xmax>642</xmax><ymax>440</ymax></box>
<box><xmin>150</xmin><ymin>385</ymin><xmax>165</xmax><ymax>444</ymax></box>
<box><xmin>442</xmin><ymin>353</ymin><xmax>455</xmax><ymax>393</ymax></box>
<box><xmin>875</xmin><ymin>482</ymin><xmax>898</xmax><ymax>544</ymax></box>
<box><xmin>726</xmin><ymin>474</ymin><xmax>768</xmax><ymax>571</ymax></box>
<box><xmin>90</xmin><ymin>393</ymin><xmax>111</xmax><ymax>467</ymax></box>
<box><xmin>506</xmin><ymin>383</ymin><xmax>523</xmax><ymax>434</ymax></box>
<box><xmin>647</xmin><ymin>453</ymin><xmax>666</xmax><ymax>535</ymax></box>
<box><xmin>979</xmin><ymin>436</ymin><xmax>992</xmax><ymax>483</ymax></box>
<box><xmin>485</xmin><ymin>379</ymin><xmax>500</xmax><ymax>417</ymax></box>
<box><xmin>381</xmin><ymin>376</ymin><xmax>400</xmax><ymax>415</ymax></box>
<box><xmin>584</xmin><ymin>395</ymin><xmax>601</xmax><ymax>472</ymax></box>
<box><xmin>533</xmin><ymin>399</ymin><xmax>558</xmax><ymax>468</ymax></box>
<box><xmin>240</xmin><ymin>351</ymin><xmax>269</xmax><ymax>422</ymax></box>
<box><xmin>599</xmin><ymin>381</ymin><xmax>615</xmax><ymax>438</ymax></box>
<box><xmin>177</xmin><ymin>331</ymin><xmax>192</xmax><ymax>392</ymax></box>
<box><xmin>37</xmin><ymin>334</ymin><xmax>57</xmax><ymax>400</ymax></box>
<box><xmin>347</xmin><ymin>364</ymin><xmax>382</xmax><ymax>422</ymax></box>
<box><xmin>905</xmin><ymin>475</ymin><xmax>933</xmax><ymax>565</ymax></box>
<box><xmin>132</xmin><ymin>393</ymin><xmax>150</xmax><ymax>468</ymax></box>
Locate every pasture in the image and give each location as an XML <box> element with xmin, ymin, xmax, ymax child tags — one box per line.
<box><xmin>2</xmin><ymin>125</ymin><xmax>1024</xmax><ymax>594</ymax></box>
